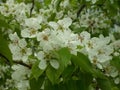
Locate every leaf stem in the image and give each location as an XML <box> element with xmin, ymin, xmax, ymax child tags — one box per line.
<box><xmin>30</xmin><ymin>0</ymin><xmax>35</xmax><ymax>17</ymax></box>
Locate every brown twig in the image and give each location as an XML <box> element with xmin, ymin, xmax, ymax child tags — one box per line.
<box><xmin>13</xmin><ymin>61</ymin><xmax>32</xmax><ymax>69</ymax></box>
<box><xmin>0</xmin><ymin>53</ymin><xmax>10</xmax><ymax>65</ymax></box>
<box><xmin>77</xmin><ymin>4</ymin><xmax>86</xmax><ymax>17</ymax></box>
<box><xmin>0</xmin><ymin>53</ymin><xmax>32</xmax><ymax>69</ymax></box>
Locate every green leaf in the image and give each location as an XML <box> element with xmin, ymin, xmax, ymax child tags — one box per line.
<box><xmin>104</xmin><ymin>0</ymin><xmax>118</xmax><ymax>16</ymax></box>
<box><xmin>54</xmin><ymin>0</ymin><xmax>61</xmax><ymax>11</ymax></box>
<box><xmin>46</xmin><ymin>66</ymin><xmax>57</xmax><ymax>84</ymax></box>
<box><xmin>46</xmin><ymin>48</ymin><xmax>71</xmax><ymax>84</ymax></box>
<box><xmin>44</xmin><ymin>79</ymin><xmax>60</xmax><ymax>90</ymax></box>
<box><xmin>62</xmin><ymin>65</ymin><xmax>75</xmax><ymax>81</ymax></box>
<box><xmin>44</xmin><ymin>79</ymin><xmax>55</xmax><ymax>90</ymax></box>
<box><xmin>46</xmin><ymin>65</ymin><xmax>62</xmax><ymax>84</ymax></box>
<box><xmin>110</xmin><ymin>56</ymin><xmax>120</xmax><ymax>70</ymax></box>
<box><xmin>35</xmin><ymin>1</ymin><xmax>42</xmax><ymax>11</ymax></box>
<box><xmin>97</xmin><ymin>78</ymin><xmax>113</xmax><ymax>90</ymax></box>
<box><xmin>44</xmin><ymin>75</ymin><xmax>92</xmax><ymax>90</ymax></box>
<box><xmin>71</xmin><ymin>52</ymin><xmax>93</xmax><ymax>73</ymax></box>
<box><xmin>88</xmin><ymin>84</ymin><xmax>95</xmax><ymax>90</ymax></box>
<box><xmin>69</xmin><ymin>0</ymin><xmax>78</xmax><ymax>9</ymax></box>
<box><xmin>92</xmin><ymin>69</ymin><xmax>106</xmax><ymax>79</ymax></box>
<box><xmin>44</xmin><ymin>79</ymin><xmax>53</xmax><ymax>90</ymax></box>
<box><xmin>73</xmin><ymin>27</ymin><xmax>86</xmax><ymax>34</ymax></box>
<box><xmin>48</xmin><ymin>13</ymin><xmax>56</xmax><ymax>21</ymax></box>
<box><xmin>65</xmin><ymin>79</ymin><xmax>80</xmax><ymax>90</ymax></box>
<box><xmin>0</xmin><ymin>15</ymin><xmax>9</xmax><ymax>28</ymax></box>
<box><xmin>0</xmin><ymin>33</ymin><xmax>12</xmax><ymax>64</ymax></box>
<box><xmin>57</xmin><ymin>47</ymin><xmax>71</xmax><ymax>67</ymax></box>
<box><xmin>71</xmin><ymin>52</ymin><xmax>106</xmax><ymax>79</ymax></box>
<box><xmin>31</xmin><ymin>61</ymin><xmax>44</xmax><ymax>80</ymax></box>
<box><xmin>76</xmin><ymin>73</ymin><xmax>93</xmax><ymax>90</ymax></box>
<box><xmin>29</xmin><ymin>75</ymin><xmax>45</xmax><ymax>90</ymax></box>
<box><xmin>44</xmin><ymin>79</ymin><xmax>80</xmax><ymax>90</ymax></box>
<box><xmin>111</xmin><ymin>87</ymin><xmax>119</xmax><ymax>90</ymax></box>
<box><xmin>44</xmin><ymin>0</ymin><xmax>52</xmax><ymax>6</ymax></box>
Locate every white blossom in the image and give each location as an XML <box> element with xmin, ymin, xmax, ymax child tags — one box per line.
<box><xmin>11</xmin><ymin>65</ymin><xmax>30</xmax><ymax>90</ymax></box>
<box><xmin>49</xmin><ymin>17</ymin><xmax>72</xmax><ymax>30</ymax></box>
<box><xmin>50</xmin><ymin>59</ymin><xmax>59</xmax><ymax>69</ymax></box>
<box><xmin>38</xmin><ymin>60</ymin><xmax>47</xmax><ymax>70</ymax></box>
<box><xmin>86</xmin><ymin>0</ymin><xmax>97</xmax><ymax>4</ymax></box>
<box><xmin>114</xmin><ymin>78</ymin><xmax>120</xmax><ymax>84</ymax></box>
<box><xmin>21</xmin><ymin>16</ymin><xmax>42</xmax><ymax>38</ymax></box>
<box><xmin>9</xmin><ymin>33</ymin><xmax>32</xmax><ymax>62</ymax></box>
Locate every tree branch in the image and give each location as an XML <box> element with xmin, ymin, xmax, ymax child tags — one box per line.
<box><xmin>13</xmin><ymin>61</ymin><xmax>32</xmax><ymax>69</ymax></box>
<box><xmin>0</xmin><ymin>53</ymin><xmax>11</xmax><ymax>65</ymax></box>
<box><xmin>0</xmin><ymin>53</ymin><xmax>32</xmax><ymax>69</ymax></box>
<box><xmin>77</xmin><ymin>4</ymin><xmax>86</xmax><ymax>17</ymax></box>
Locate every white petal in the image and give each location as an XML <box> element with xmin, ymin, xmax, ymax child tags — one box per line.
<box><xmin>96</xmin><ymin>63</ymin><xmax>103</xmax><ymax>69</ymax></box>
<box><xmin>38</xmin><ymin>60</ymin><xmax>47</xmax><ymax>70</ymax></box>
<box><xmin>22</xmin><ymin>55</ymin><xmax>28</xmax><ymax>63</ymax></box>
<box><xmin>114</xmin><ymin>78</ymin><xmax>120</xmax><ymax>84</ymax></box>
<box><xmin>9</xmin><ymin>32</ymin><xmax>19</xmax><ymax>41</ymax></box>
<box><xmin>13</xmin><ymin>52</ymin><xmax>22</xmax><ymax>61</ymax></box>
<box><xmin>18</xmin><ymin>39</ymin><xmax>27</xmax><ymax>48</ymax></box>
<box><xmin>21</xmin><ymin>29</ymin><xmax>29</xmax><ymax>38</ymax></box>
<box><xmin>50</xmin><ymin>60</ymin><xmax>59</xmax><ymax>69</ymax></box>
<box><xmin>111</xmin><ymin>71</ymin><xmax>118</xmax><ymax>78</ymax></box>
<box><xmin>48</xmin><ymin>22</ymin><xmax>58</xmax><ymax>30</ymax></box>
<box><xmin>92</xmin><ymin>0</ymin><xmax>97</xmax><ymax>4</ymax></box>
<box><xmin>37</xmin><ymin>51</ymin><xmax>45</xmax><ymax>60</ymax></box>
<box><xmin>58</xmin><ymin>17</ymin><xmax>72</xmax><ymax>28</ymax></box>
<box><xmin>26</xmin><ymin>48</ymin><xmax>32</xmax><ymax>55</ymax></box>
<box><xmin>37</xmin><ymin>15</ymin><xmax>43</xmax><ymax>23</ymax></box>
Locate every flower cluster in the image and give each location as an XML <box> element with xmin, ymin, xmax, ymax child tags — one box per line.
<box><xmin>0</xmin><ymin>0</ymin><xmax>120</xmax><ymax>90</ymax></box>
<box><xmin>78</xmin><ymin>7</ymin><xmax>111</xmax><ymax>34</ymax></box>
